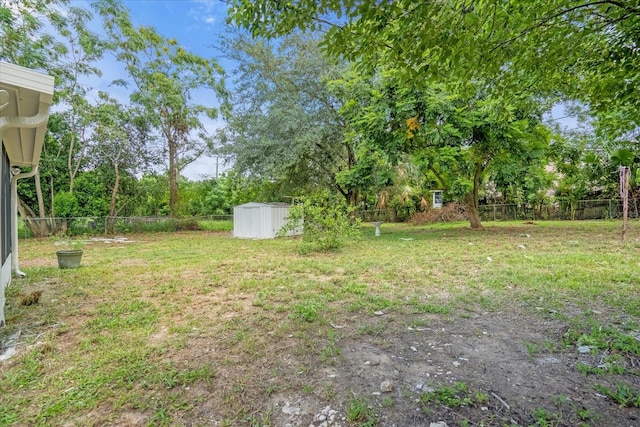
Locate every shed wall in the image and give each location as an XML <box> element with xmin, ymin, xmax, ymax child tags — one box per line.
<box><xmin>233</xmin><ymin>203</ymin><xmax>300</xmax><ymax>239</ymax></box>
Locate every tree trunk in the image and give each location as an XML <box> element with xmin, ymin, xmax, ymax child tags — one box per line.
<box><xmin>107</xmin><ymin>164</ymin><xmax>121</xmax><ymax>233</ymax></box>
<box><xmin>467</xmin><ymin>203</ymin><xmax>483</xmax><ymax>229</ymax></box>
<box><xmin>466</xmin><ymin>162</ymin><xmax>484</xmax><ymax>230</ymax></box>
<box><xmin>50</xmin><ymin>176</ymin><xmax>55</xmax><ymax>218</ymax></box>
<box><xmin>17</xmin><ymin>198</ymin><xmax>40</xmax><ymax>237</ymax></box>
<box><xmin>168</xmin><ymin>137</ymin><xmax>178</xmax><ymax>218</ymax></box>
<box><xmin>347</xmin><ymin>188</ymin><xmax>359</xmax><ymax>219</ymax></box>
<box><xmin>34</xmin><ymin>170</ymin><xmax>49</xmax><ymax>237</ymax></box>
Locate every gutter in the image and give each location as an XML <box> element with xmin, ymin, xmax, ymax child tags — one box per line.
<box><xmin>10</xmin><ymin>166</ymin><xmax>38</xmax><ymax>277</ymax></box>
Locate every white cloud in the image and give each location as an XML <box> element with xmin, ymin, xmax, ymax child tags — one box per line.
<box><xmin>188</xmin><ymin>0</ymin><xmax>227</xmax><ymax>27</ymax></box>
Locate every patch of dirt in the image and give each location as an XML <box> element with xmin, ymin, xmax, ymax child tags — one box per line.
<box><xmin>253</xmin><ymin>308</ymin><xmax>639</xmax><ymax>427</ymax></box>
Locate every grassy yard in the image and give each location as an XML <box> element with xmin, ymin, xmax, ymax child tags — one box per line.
<box><xmin>1</xmin><ymin>220</ymin><xmax>639</xmax><ymax>426</ymax></box>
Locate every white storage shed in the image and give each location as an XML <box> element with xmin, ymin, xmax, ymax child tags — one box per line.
<box><xmin>233</xmin><ymin>202</ymin><xmax>301</xmax><ymax>239</ymax></box>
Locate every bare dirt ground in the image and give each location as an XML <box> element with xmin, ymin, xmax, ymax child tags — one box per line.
<box><xmin>169</xmin><ymin>303</ymin><xmax>640</xmax><ymax>427</ymax></box>
<box><xmin>262</xmin><ymin>310</ymin><xmax>638</xmax><ymax>427</ymax></box>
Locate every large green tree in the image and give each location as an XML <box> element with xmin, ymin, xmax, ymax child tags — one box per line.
<box><xmin>49</xmin><ymin>5</ymin><xmax>105</xmax><ymax>194</ymax></box>
<box><xmin>230</xmin><ymin>0</ymin><xmax>639</xmax><ymax>137</ymax></box>
<box><xmin>218</xmin><ymin>33</ymin><xmax>372</xmax><ymax>205</ymax></box>
<box><xmin>0</xmin><ymin>0</ymin><xmax>64</xmax><ymax>69</ymax></box>
<box><xmin>88</xmin><ymin>92</ymin><xmax>154</xmax><ymax>229</ymax></box>
<box><xmin>339</xmin><ymin>71</ymin><xmax>549</xmax><ymax>228</ymax></box>
<box><xmin>95</xmin><ymin>0</ymin><xmax>225</xmax><ymax>217</ymax></box>
<box><xmin>2</xmin><ymin>1</ymin><xmax>109</xmax><ymax>235</ymax></box>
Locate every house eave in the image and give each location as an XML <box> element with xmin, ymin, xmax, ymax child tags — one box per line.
<box><xmin>0</xmin><ymin>62</ymin><xmax>55</xmax><ymax>167</ymax></box>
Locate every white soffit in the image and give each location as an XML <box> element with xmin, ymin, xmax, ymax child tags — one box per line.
<box><xmin>0</xmin><ymin>62</ymin><xmax>55</xmax><ymax>167</ymax></box>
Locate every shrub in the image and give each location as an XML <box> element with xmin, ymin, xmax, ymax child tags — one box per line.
<box><xmin>279</xmin><ymin>197</ymin><xmax>361</xmax><ymax>254</ymax></box>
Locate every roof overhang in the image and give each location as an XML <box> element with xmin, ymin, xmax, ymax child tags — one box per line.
<box><xmin>0</xmin><ymin>62</ymin><xmax>55</xmax><ymax>168</ymax></box>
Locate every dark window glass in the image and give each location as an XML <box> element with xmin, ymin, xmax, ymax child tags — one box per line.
<box><xmin>1</xmin><ymin>145</ymin><xmax>11</xmax><ymax>263</ymax></box>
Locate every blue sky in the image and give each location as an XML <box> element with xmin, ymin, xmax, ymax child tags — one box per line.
<box><xmin>80</xmin><ymin>0</ymin><xmax>232</xmax><ymax>180</ymax></box>
<box><xmin>123</xmin><ymin>0</ymin><xmax>231</xmax><ymax>180</ymax></box>
<box><xmin>122</xmin><ymin>0</ymin><xmax>229</xmax><ymax>59</ymax></box>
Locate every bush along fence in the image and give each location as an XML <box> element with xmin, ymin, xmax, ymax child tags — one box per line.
<box><xmin>360</xmin><ymin>198</ymin><xmax>639</xmax><ymax>224</ymax></box>
<box><xmin>478</xmin><ymin>199</ymin><xmax>639</xmax><ymax>221</ymax></box>
<box><xmin>18</xmin><ymin>215</ymin><xmax>233</xmax><ymax>238</ymax></box>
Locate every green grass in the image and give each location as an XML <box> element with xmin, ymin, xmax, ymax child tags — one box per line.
<box><xmin>346</xmin><ymin>396</ymin><xmax>377</xmax><ymax>426</ymax></box>
<box><xmin>2</xmin><ymin>220</ymin><xmax>639</xmax><ymax>425</ymax></box>
<box><xmin>420</xmin><ymin>381</ymin><xmax>475</xmax><ymax>408</ymax></box>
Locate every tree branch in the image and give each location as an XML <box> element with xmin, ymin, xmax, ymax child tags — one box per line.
<box><xmin>490</xmin><ymin>0</ymin><xmax>640</xmax><ymax>53</ymax></box>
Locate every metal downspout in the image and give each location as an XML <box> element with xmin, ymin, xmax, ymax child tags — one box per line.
<box><xmin>11</xmin><ymin>166</ymin><xmax>38</xmax><ymax>278</ymax></box>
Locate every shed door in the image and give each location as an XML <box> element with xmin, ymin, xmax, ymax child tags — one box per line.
<box><xmin>245</xmin><ymin>207</ymin><xmax>261</xmax><ymax>238</ymax></box>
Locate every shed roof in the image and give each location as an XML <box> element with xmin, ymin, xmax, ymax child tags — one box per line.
<box><xmin>235</xmin><ymin>202</ymin><xmax>291</xmax><ymax>208</ymax></box>
<box><xmin>0</xmin><ymin>62</ymin><xmax>55</xmax><ymax>167</ymax></box>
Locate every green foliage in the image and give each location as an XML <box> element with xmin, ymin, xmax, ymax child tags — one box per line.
<box><xmin>73</xmin><ymin>172</ymin><xmax>110</xmax><ymax>217</ymax></box>
<box><xmin>389</xmin><ymin>191</ymin><xmax>419</xmax><ymax>222</ymax></box>
<box><xmin>0</xmin><ymin>0</ymin><xmax>65</xmax><ymax>70</ymax></box>
<box><xmin>336</xmin><ymin>68</ymin><xmax>549</xmax><ymax>228</ymax></box>
<box><xmin>218</xmin><ymin>33</ymin><xmax>366</xmax><ymax>204</ymax></box>
<box><xmin>531</xmin><ymin>407</ymin><xmax>562</xmax><ymax>426</ymax></box>
<box><xmin>291</xmin><ymin>300</ymin><xmax>325</xmax><ymax>323</ymax></box>
<box><xmin>561</xmin><ymin>318</ymin><xmax>640</xmax><ymax>356</ymax></box>
<box><xmin>420</xmin><ymin>382</ymin><xmax>473</xmax><ymax>408</ymax></box>
<box><xmin>53</xmin><ymin>191</ymin><xmax>79</xmax><ymax>219</ymax></box>
<box><xmin>346</xmin><ymin>397</ymin><xmax>377</xmax><ymax>426</ymax></box>
<box><xmin>182</xmin><ymin>176</ymin><xmax>233</xmax><ymax>216</ymax></box>
<box><xmin>95</xmin><ymin>0</ymin><xmax>225</xmax><ymax>217</ymax></box>
<box><xmin>595</xmin><ymin>383</ymin><xmax>640</xmax><ymax>408</ymax></box>
<box><xmin>230</xmin><ymin>0</ymin><xmax>640</xmax><ymax>138</ymax></box>
<box><xmin>279</xmin><ymin>195</ymin><xmax>361</xmax><ymax>254</ymax></box>
<box><xmin>131</xmin><ymin>174</ymin><xmax>169</xmax><ymax>217</ymax></box>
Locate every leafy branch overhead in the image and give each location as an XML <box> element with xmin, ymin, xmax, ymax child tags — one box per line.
<box><xmin>229</xmin><ymin>0</ymin><xmax>640</xmax><ymax>137</ymax></box>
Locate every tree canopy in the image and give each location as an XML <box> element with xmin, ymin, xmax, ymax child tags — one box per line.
<box><xmin>230</xmin><ymin>0</ymin><xmax>640</xmax><ymax>136</ymax></box>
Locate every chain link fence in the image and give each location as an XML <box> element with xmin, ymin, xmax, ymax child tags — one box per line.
<box><xmin>478</xmin><ymin>199</ymin><xmax>639</xmax><ymax>221</ymax></box>
<box><xmin>18</xmin><ymin>199</ymin><xmax>639</xmax><ymax>238</ymax></box>
<box><xmin>359</xmin><ymin>199</ymin><xmax>639</xmax><ymax>224</ymax></box>
<box><xmin>18</xmin><ymin>215</ymin><xmax>233</xmax><ymax>238</ymax></box>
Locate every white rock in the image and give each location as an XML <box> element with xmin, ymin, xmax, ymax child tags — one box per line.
<box><xmin>578</xmin><ymin>345</ymin><xmax>591</xmax><ymax>354</ymax></box>
<box><xmin>282</xmin><ymin>403</ymin><xmax>301</xmax><ymax>416</ymax></box>
<box><xmin>380</xmin><ymin>380</ymin><xmax>394</xmax><ymax>392</ymax></box>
